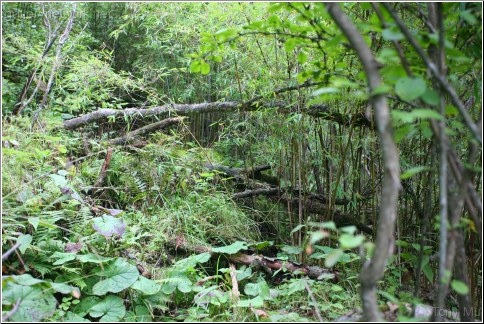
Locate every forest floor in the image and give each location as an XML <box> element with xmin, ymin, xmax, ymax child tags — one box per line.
<box><xmin>1</xmin><ymin>114</ymin><xmax>443</xmax><ymax>322</ymax></box>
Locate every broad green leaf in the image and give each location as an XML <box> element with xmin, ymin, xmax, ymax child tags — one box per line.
<box><xmin>190</xmin><ymin>60</ymin><xmax>201</xmax><ymax>73</ymax></box>
<box><xmin>214</xmin><ymin>28</ymin><xmax>236</xmax><ymax>41</ymax></box>
<box><xmin>395</xmin><ymin>77</ymin><xmax>427</xmax><ymax>101</ymax></box>
<box><xmin>421</xmin><ymin>89</ymin><xmax>439</xmax><ymax>106</ymax></box>
<box><xmin>17</xmin><ymin>234</ymin><xmax>32</xmax><ymax>254</ymax></box>
<box><xmin>339</xmin><ymin>234</ymin><xmax>365</xmax><ymax>249</ymax></box>
<box><xmin>460</xmin><ymin>10</ymin><xmax>477</xmax><ymax>24</ymax></box>
<box><xmin>382</xmin><ymin>65</ymin><xmax>407</xmax><ymax>83</ymax></box>
<box><xmin>395</xmin><ymin>240</ymin><xmax>409</xmax><ymax>247</ymax></box>
<box><xmin>392</xmin><ymin>109</ymin><xmax>442</xmax><ymax>123</ymax></box>
<box><xmin>92</xmin><ymin>215</ymin><xmax>126</xmax><ymax>238</ymax></box>
<box><xmin>89</xmin><ymin>295</ymin><xmax>126</xmax><ymax>322</ymax></box>
<box><xmin>161</xmin><ymin>275</ymin><xmax>192</xmax><ymax>294</ymax></box>
<box><xmin>401</xmin><ymin>166</ymin><xmax>429</xmax><ymax>180</ymax></box>
<box><xmin>212</xmin><ymin>241</ymin><xmax>248</xmax><ymax>254</ymax></box>
<box><xmin>394</xmin><ymin>124</ymin><xmax>416</xmax><ymax>143</ymax></box>
<box><xmin>72</xmin><ymin>296</ymin><xmax>101</xmax><ymax>317</ymax></box>
<box><xmin>410</xmin><ymin>109</ymin><xmax>442</xmax><ymax>121</ymax></box>
<box><xmin>310</xmin><ymin>230</ymin><xmax>329</xmax><ymax>244</ymax></box>
<box><xmin>134</xmin><ymin>305</ymin><xmax>152</xmax><ymax>322</ymax></box>
<box><xmin>236</xmin><ymin>266</ymin><xmax>252</xmax><ymax>281</ymax></box>
<box><xmin>50</xmin><ymin>174</ymin><xmax>68</xmax><ymax>187</ymax></box>
<box><xmin>177</xmin><ymin>278</ymin><xmax>193</xmax><ymax>293</ymax></box>
<box><xmin>281</xmin><ymin>245</ymin><xmax>303</xmax><ymax>255</ymax></box>
<box><xmin>324</xmin><ymin>249</ymin><xmax>343</xmax><ymax>268</ymax></box>
<box><xmin>286</xmin><ymin>279</ymin><xmax>306</xmax><ymax>295</ymax></box>
<box><xmin>451</xmin><ymin>280</ymin><xmax>469</xmax><ymax>295</ymax></box>
<box><xmin>297</xmin><ymin>51</ymin><xmax>308</xmax><ymax>64</ymax></box>
<box><xmin>237</xmin><ymin>296</ymin><xmax>264</xmax><ymax>308</ymax></box>
<box><xmin>422</xmin><ymin>263</ymin><xmax>433</xmax><ymax>283</ymax></box>
<box><xmin>77</xmin><ymin>253</ymin><xmax>112</xmax><ymax>264</ymax></box>
<box><xmin>64</xmin><ymin>312</ymin><xmax>90</xmax><ymax>322</ymax></box>
<box><xmin>320</xmin><ymin>221</ymin><xmax>337</xmax><ymax>230</ymax></box>
<box><xmin>332</xmin><ymin>77</ymin><xmax>359</xmax><ymax>89</ymax></box>
<box><xmin>52</xmin><ymin>252</ymin><xmax>77</xmax><ymax>265</ymax></box>
<box><xmin>92</xmin><ymin>258</ymin><xmax>139</xmax><ymax>295</ymax></box>
<box><xmin>382</xmin><ymin>29</ymin><xmax>404</xmax><ymax>41</ymax></box>
<box><xmin>28</xmin><ymin>217</ymin><xmax>40</xmax><ymax>230</ymax></box>
<box><xmin>161</xmin><ymin>281</ymin><xmax>177</xmax><ymax>295</ymax></box>
<box><xmin>445</xmin><ymin>105</ymin><xmax>459</xmax><ymax>117</ymax></box>
<box><xmin>331</xmin><ymin>284</ymin><xmax>343</xmax><ymax>292</ymax></box>
<box><xmin>2</xmin><ymin>281</ymin><xmax>57</xmax><ymax>322</ymax></box>
<box><xmin>371</xmin><ymin>84</ymin><xmax>391</xmax><ymax>96</ymax></box>
<box><xmin>11</xmin><ymin>274</ymin><xmax>44</xmax><ymax>286</ymax></box>
<box><xmin>340</xmin><ymin>226</ymin><xmax>357</xmax><ymax>234</ymax></box>
<box><xmin>284</xmin><ymin>39</ymin><xmax>297</xmax><ymax>53</ymax></box>
<box><xmin>313</xmin><ymin>87</ymin><xmax>339</xmax><ymax>96</ymax></box>
<box><xmin>201</xmin><ymin>61</ymin><xmax>210</xmax><ymax>75</ymax></box>
<box><xmin>249</xmin><ymin>241</ymin><xmax>273</xmax><ymax>251</ymax></box>
<box><xmin>131</xmin><ymin>276</ymin><xmax>161</xmax><ymax>295</ymax></box>
<box><xmin>244</xmin><ymin>281</ymin><xmax>270</xmax><ymax>300</ymax></box>
<box><xmin>290</xmin><ymin>224</ymin><xmax>305</xmax><ymax>235</ymax></box>
<box><xmin>309</xmin><ymin>252</ymin><xmax>326</xmax><ymax>259</ymax></box>
<box><xmin>51</xmin><ymin>282</ymin><xmax>79</xmax><ymax>295</ymax></box>
<box><xmin>174</xmin><ymin>252</ymin><xmax>211</xmax><ymax>269</ymax></box>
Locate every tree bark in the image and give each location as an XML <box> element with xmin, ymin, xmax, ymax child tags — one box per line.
<box><xmin>168</xmin><ymin>241</ymin><xmax>337</xmax><ymax>281</ymax></box>
<box><xmin>31</xmin><ymin>4</ymin><xmax>76</xmax><ymax>127</ymax></box>
<box><xmin>325</xmin><ymin>3</ymin><xmax>401</xmax><ymax>321</ymax></box>
<box><xmin>62</xmin><ymin>101</ymin><xmax>374</xmax><ymax>130</ymax></box>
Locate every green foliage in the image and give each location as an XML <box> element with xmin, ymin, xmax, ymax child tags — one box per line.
<box><xmin>2</xmin><ymin>275</ymin><xmax>78</xmax><ymax>322</ymax></box>
<box><xmin>89</xmin><ymin>295</ymin><xmax>126</xmax><ymax>322</ymax></box>
<box><xmin>2</xmin><ymin>1</ymin><xmax>482</xmax><ymax>322</ymax></box>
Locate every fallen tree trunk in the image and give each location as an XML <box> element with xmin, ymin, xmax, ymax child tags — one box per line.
<box><xmin>232</xmin><ymin>187</ymin><xmax>280</xmax><ymax>199</ymax></box>
<box><xmin>63</xmin><ymin>102</ymin><xmax>249</xmax><ymax>130</ymax></box>
<box><xmin>63</xmin><ymin>101</ymin><xmax>375</xmax><ymax>130</ymax></box>
<box><xmin>169</xmin><ymin>241</ymin><xmax>337</xmax><ymax>281</ymax></box>
<box><xmin>205</xmin><ymin>163</ymin><xmax>278</xmax><ymax>186</ymax></box>
<box><xmin>204</xmin><ymin>163</ymin><xmax>374</xmax><ymax>234</ymax></box>
<box><xmin>207</xmin><ymin>163</ymin><xmax>368</xmax><ymax>205</ymax></box>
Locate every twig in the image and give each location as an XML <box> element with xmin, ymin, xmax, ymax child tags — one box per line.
<box><xmin>92</xmin><ymin>147</ymin><xmax>113</xmax><ymax>189</ymax></box>
<box><xmin>229</xmin><ymin>263</ymin><xmax>240</xmax><ymax>300</ymax></box>
<box><xmin>2</xmin><ymin>242</ymin><xmax>21</xmax><ymax>261</ymax></box>
<box><xmin>31</xmin><ymin>4</ymin><xmax>77</xmax><ymax>128</ymax></box>
<box><xmin>2</xmin><ymin>299</ymin><xmax>21</xmax><ymax>322</ymax></box>
<box><xmin>304</xmin><ymin>279</ymin><xmax>324</xmax><ymax>322</ymax></box>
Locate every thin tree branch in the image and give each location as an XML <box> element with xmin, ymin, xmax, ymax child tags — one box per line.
<box><xmin>325</xmin><ymin>3</ymin><xmax>401</xmax><ymax>321</ymax></box>
<box><xmin>1</xmin><ymin>299</ymin><xmax>21</xmax><ymax>322</ymax></box>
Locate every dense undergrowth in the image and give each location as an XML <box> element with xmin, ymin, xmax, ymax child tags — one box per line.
<box><xmin>0</xmin><ymin>114</ymin><xmax>339</xmax><ymax>321</ymax></box>
<box><xmin>1</xmin><ymin>113</ymin><xmax>439</xmax><ymax>322</ymax></box>
<box><xmin>2</xmin><ymin>2</ymin><xmax>481</xmax><ymax>322</ymax></box>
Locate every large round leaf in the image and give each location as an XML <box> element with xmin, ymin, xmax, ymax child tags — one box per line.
<box><xmin>2</xmin><ymin>282</ymin><xmax>57</xmax><ymax>322</ymax></box>
<box><xmin>131</xmin><ymin>275</ymin><xmax>161</xmax><ymax>295</ymax></box>
<box><xmin>395</xmin><ymin>77</ymin><xmax>427</xmax><ymax>101</ymax></box>
<box><xmin>212</xmin><ymin>241</ymin><xmax>248</xmax><ymax>254</ymax></box>
<box><xmin>92</xmin><ymin>215</ymin><xmax>126</xmax><ymax>238</ymax></box>
<box><xmin>89</xmin><ymin>295</ymin><xmax>126</xmax><ymax>322</ymax></box>
<box><xmin>92</xmin><ymin>258</ymin><xmax>139</xmax><ymax>295</ymax></box>
<box><xmin>338</xmin><ymin>234</ymin><xmax>365</xmax><ymax>249</ymax></box>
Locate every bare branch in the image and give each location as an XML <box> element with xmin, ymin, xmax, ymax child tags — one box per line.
<box><xmin>325</xmin><ymin>3</ymin><xmax>401</xmax><ymax>321</ymax></box>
